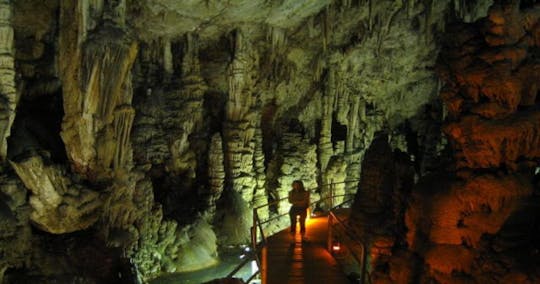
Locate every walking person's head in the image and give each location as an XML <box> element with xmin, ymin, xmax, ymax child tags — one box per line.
<box><xmin>292</xmin><ymin>180</ymin><xmax>305</xmax><ymax>191</ymax></box>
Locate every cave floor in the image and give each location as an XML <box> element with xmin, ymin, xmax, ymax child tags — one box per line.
<box><xmin>264</xmin><ymin>213</ymin><xmax>351</xmax><ymax>284</ymax></box>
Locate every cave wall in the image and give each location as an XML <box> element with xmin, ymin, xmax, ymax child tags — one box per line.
<box><xmin>356</xmin><ymin>1</ymin><xmax>540</xmax><ymax>283</ymax></box>
<box><xmin>0</xmin><ymin>0</ymin><xmax>512</xmax><ymax>282</ymax></box>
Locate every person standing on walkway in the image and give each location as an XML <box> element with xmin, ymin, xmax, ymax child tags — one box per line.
<box><xmin>288</xmin><ymin>180</ymin><xmax>310</xmax><ymax>238</ymax></box>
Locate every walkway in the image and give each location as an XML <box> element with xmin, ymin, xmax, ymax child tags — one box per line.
<box><xmin>264</xmin><ymin>215</ymin><xmax>351</xmax><ymax>284</ymax></box>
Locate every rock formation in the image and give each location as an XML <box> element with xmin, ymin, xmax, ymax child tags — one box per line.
<box><xmin>360</xmin><ymin>2</ymin><xmax>540</xmax><ymax>283</ymax></box>
<box><xmin>0</xmin><ymin>1</ymin><xmax>17</xmax><ymax>162</ymax></box>
<box><xmin>0</xmin><ymin>0</ymin><xmax>537</xmax><ymax>283</ymax></box>
<box><xmin>10</xmin><ymin>155</ymin><xmax>102</xmax><ymax>233</ymax></box>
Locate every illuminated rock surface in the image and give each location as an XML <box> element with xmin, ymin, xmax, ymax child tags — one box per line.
<box><xmin>353</xmin><ymin>2</ymin><xmax>540</xmax><ymax>284</ymax></box>
<box><xmin>0</xmin><ymin>0</ymin><xmax>538</xmax><ymax>283</ymax></box>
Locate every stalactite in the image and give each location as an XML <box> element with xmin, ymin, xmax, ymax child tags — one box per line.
<box><xmin>334</xmin><ymin>68</ymin><xmax>350</xmax><ymax>125</ymax></box>
<box><xmin>0</xmin><ymin>1</ymin><xmax>17</xmax><ymax>162</ymax></box>
<box><xmin>407</xmin><ymin>0</ymin><xmax>413</xmax><ymax>18</ymax></box>
<box><xmin>182</xmin><ymin>33</ymin><xmax>201</xmax><ymax>80</ymax></box>
<box><xmin>307</xmin><ymin>16</ymin><xmax>316</xmax><ymax>38</ymax></box>
<box><xmin>322</xmin><ymin>7</ymin><xmax>329</xmax><ymax>52</ymax></box>
<box><xmin>424</xmin><ymin>0</ymin><xmax>433</xmax><ymax>43</ymax></box>
<box><xmin>319</xmin><ymin>69</ymin><xmax>335</xmax><ymax>173</ymax></box>
<box><xmin>346</xmin><ymin>98</ymin><xmax>360</xmax><ymax>152</ymax></box>
<box><xmin>82</xmin><ymin>39</ymin><xmax>137</xmax><ymax>120</ymax></box>
<box><xmin>368</xmin><ymin>0</ymin><xmax>373</xmax><ymax>32</ymax></box>
<box><xmin>113</xmin><ymin>105</ymin><xmax>135</xmax><ymax>170</ymax></box>
<box><xmin>385</xmin><ymin>1</ymin><xmax>404</xmax><ymax>36</ymax></box>
<box><xmin>270</xmin><ymin>26</ymin><xmax>286</xmax><ymax>54</ymax></box>
<box><xmin>312</xmin><ymin>55</ymin><xmax>325</xmax><ymax>81</ymax></box>
<box><xmin>59</xmin><ymin>0</ymin><xmax>138</xmax><ymax>178</ymax></box>
<box><xmin>163</xmin><ymin>39</ymin><xmax>173</xmax><ymax>75</ymax></box>
<box><xmin>226</xmin><ymin>30</ymin><xmax>252</xmax><ymax>122</ymax></box>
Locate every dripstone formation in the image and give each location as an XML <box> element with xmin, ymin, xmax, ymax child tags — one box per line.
<box><xmin>0</xmin><ymin>0</ymin><xmax>538</xmax><ymax>283</ymax></box>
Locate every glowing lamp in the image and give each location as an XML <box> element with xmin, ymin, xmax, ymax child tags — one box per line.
<box><xmin>332</xmin><ymin>241</ymin><xmax>341</xmax><ymax>252</ymax></box>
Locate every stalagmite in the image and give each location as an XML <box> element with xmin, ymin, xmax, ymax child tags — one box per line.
<box><xmin>207</xmin><ymin>133</ymin><xmax>225</xmax><ymax>219</ymax></box>
<box><xmin>252</xmin><ymin>128</ymin><xmax>268</xmax><ymax>220</ymax></box>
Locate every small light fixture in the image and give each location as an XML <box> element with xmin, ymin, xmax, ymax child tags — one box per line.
<box><xmin>332</xmin><ymin>241</ymin><xmax>341</xmax><ymax>253</ymax></box>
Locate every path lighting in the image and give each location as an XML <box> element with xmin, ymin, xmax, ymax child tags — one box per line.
<box><xmin>331</xmin><ymin>240</ymin><xmax>341</xmax><ymax>253</ymax></box>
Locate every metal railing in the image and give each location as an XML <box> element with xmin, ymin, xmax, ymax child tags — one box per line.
<box><xmin>227</xmin><ymin>180</ymin><xmax>366</xmax><ymax>284</ymax></box>
<box><xmin>328</xmin><ymin>205</ymin><xmax>371</xmax><ymax>284</ymax></box>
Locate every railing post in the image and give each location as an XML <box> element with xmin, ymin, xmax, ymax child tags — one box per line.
<box><xmin>361</xmin><ymin>243</ymin><xmax>368</xmax><ymax>284</ymax></box>
<box><xmin>253</xmin><ymin>208</ymin><xmax>258</xmax><ymax>243</ymax></box>
<box><xmin>327</xmin><ymin>214</ymin><xmax>333</xmax><ymax>252</ymax></box>
<box><xmin>251</xmin><ymin>226</ymin><xmax>256</xmax><ymax>250</ymax></box>
<box><xmin>330</xmin><ymin>183</ymin><xmax>334</xmax><ymax>209</ymax></box>
<box><xmin>261</xmin><ymin>246</ymin><xmax>267</xmax><ymax>284</ymax></box>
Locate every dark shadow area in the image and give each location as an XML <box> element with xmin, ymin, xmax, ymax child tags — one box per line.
<box><xmin>4</xmin><ymin>229</ymin><xmax>138</xmax><ymax>284</ymax></box>
<box><xmin>489</xmin><ymin>196</ymin><xmax>540</xmax><ymax>274</ymax></box>
<box><xmin>331</xmin><ymin>115</ymin><xmax>347</xmax><ymax>143</ymax></box>
<box><xmin>261</xmin><ymin>101</ymin><xmax>277</xmax><ymax>168</ymax></box>
<box><xmin>150</xmin><ymin>166</ymin><xmax>206</xmax><ymax>226</ymax></box>
<box><xmin>7</xmin><ymin>90</ymin><xmax>67</xmax><ymax>163</ymax></box>
<box><xmin>519</xmin><ymin>0</ymin><xmax>537</xmax><ymax>10</ymax></box>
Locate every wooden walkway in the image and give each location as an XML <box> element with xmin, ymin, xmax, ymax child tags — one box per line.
<box><xmin>264</xmin><ymin>215</ymin><xmax>351</xmax><ymax>284</ymax></box>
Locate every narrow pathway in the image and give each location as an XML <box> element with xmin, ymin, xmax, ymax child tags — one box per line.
<box><xmin>264</xmin><ymin>215</ymin><xmax>351</xmax><ymax>284</ymax></box>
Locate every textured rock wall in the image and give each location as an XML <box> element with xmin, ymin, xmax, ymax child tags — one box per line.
<box><xmin>0</xmin><ymin>0</ymin><xmax>510</xmax><ymax>282</ymax></box>
<box><xmin>365</xmin><ymin>2</ymin><xmax>540</xmax><ymax>283</ymax></box>
<box><xmin>350</xmin><ymin>133</ymin><xmax>415</xmax><ymax>275</ymax></box>
<box><xmin>0</xmin><ymin>1</ymin><xmax>17</xmax><ymax>162</ymax></box>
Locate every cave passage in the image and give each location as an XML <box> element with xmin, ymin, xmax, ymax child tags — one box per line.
<box><xmin>0</xmin><ymin>1</ymin><xmax>539</xmax><ymax>284</ymax></box>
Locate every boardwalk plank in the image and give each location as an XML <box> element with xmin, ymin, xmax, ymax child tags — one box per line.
<box><xmin>264</xmin><ymin>216</ymin><xmax>351</xmax><ymax>284</ymax></box>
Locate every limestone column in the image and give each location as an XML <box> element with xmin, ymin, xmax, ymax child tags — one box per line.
<box><xmin>318</xmin><ymin>68</ymin><xmax>336</xmax><ymax>203</ymax></box>
<box><xmin>168</xmin><ymin>33</ymin><xmax>206</xmax><ymax>175</ymax></box>
<box><xmin>252</xmin><ymin>128</ymin><xmax>268</xmax><ymax>220</ymax></box>
<box><xmin>207</xmin><ymin>133</ymin><xmax>225</xmax><ymax>220</ymax></box>
<box><xmin>0</xmin><ymin>1</ymin><xmax>17</xmax><ymax>162</ymax></box>
<box><xmin>223</xmin><ymin>28</ymin><xmax>259</xmax><ymax>204</ymax></box>
<box><xmin>345</xmin><ymin>98</ymin><xmax>363</xmax><ymax>195</ymax></box>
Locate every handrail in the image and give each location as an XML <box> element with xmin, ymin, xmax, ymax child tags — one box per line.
<box><xmin>256</xmin><ymin>193</ymin><xmax>353</xmax><ymax>227</ymax></box>
<box><xmin>253</xmin><ymin>178</ymin><xmax>362</xmax><ymax>211</ymax></box>
<box><xmin>328</xmin><ymin>208</ymin><xmax>371</xmax><ymax>284</ymax></box>
<box><xmin>226</xmin><ymin>179</ymin><xmax>362</xmax><ymax>283</ymax></box>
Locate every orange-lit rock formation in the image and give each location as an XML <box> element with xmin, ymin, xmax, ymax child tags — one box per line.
<box><xmin>372</xmin><ymin>2</ymin><xmax>540</xmax><ymax>283</ymax></box>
